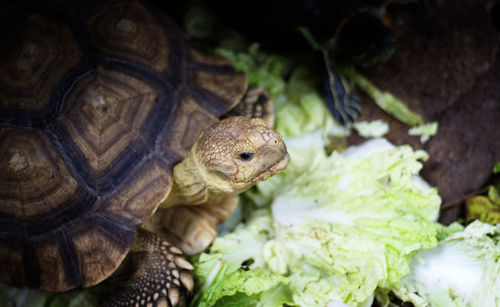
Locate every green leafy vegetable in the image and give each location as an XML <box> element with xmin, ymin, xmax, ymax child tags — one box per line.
<box><xmin>383</xmin><ymin>221</ymin><xmax>500</xmax><ymax>307</ymax></box>
<box><xmin>192</xmin><ymin>210</ymin><xmax>290</xmax><ymax>307</ymax></box>
<box><xmin>274</xmin><ymin>66</ymin><xmax>343</xmax><ymax>138</ymax></box>
<box><xmin>215</xmin><ymin>43</ymin><xmax>291</xmax><ymax>102</ymax></box>
<box><xmin>408</xmin><ymin>122</ymin><xmax>438</xmax><ymax>143</ymax></box>
<box><xmin>494</xmin><ymin>162</ymin><xmax>500</xmax><ymax>174</ymax></box>
<box><xmin>465</xmin><ymin>185</ymin><xmax>500</xmax><ymax>224</ymax></box>
<box><xmin>192</xmin><ymin>138</ymin><xmax>441</xmax><ymax>307</ymax></box>
<box><xmin>353</xmin><ymin>120</ymin><xmax>389</xmax><ymax>138</ymax></box>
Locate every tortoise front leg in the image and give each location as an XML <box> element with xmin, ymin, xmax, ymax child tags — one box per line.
<box><xmin>103</xmin><ymin>229</ymin><xmax>193</xmax><ymax>307</ymax></box>
<box><xmin>145</xmin><ymin>196</ymin><xmax>239</xmax><ymax>256</ymax></box>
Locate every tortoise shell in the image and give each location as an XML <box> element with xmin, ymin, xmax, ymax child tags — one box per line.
<box><xmin>0</xmin><ymin>0</ymin><xmax>247</xmax><ymax>291</ymax></box>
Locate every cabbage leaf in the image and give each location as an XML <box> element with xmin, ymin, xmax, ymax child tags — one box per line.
<box><xmin>383</xmin><ymin>221</ymin><xmax>500</xmax><ymax>307</ymax></box>
<box><xmin>192</xmin><ymin>139</ymin><xmax>441</xmax><ymax>307</ymax></box>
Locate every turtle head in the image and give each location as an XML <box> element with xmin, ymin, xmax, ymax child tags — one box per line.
<box><xmin>195</xmin><ymin>116</ymin><xmax>290</xmax><ymax>194</ymax></box>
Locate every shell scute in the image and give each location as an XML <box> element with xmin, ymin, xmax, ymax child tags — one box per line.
<box><xmin>0</xmin><ymin>127</ymin><xmax>79</xmax><ymax>219</ymax></box>
<box><xmin>87</xmin><ymin>0</ymin><xmax>171</xmax><ymax>73</ymax></box>
<box><xmin>58</xmin><ymin>67</ymin><xmax>158</xmax><ymax>182</ymax></box>
<box><xmin>0</xmin><ymin>15</ymin><xmax>81</xmax><ymax>112</ymax></box>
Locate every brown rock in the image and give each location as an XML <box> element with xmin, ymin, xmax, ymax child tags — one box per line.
<box><xmin>349</xmin><ymin>0</ymin><xmax>500</xmax><ymax>223</ymax></box>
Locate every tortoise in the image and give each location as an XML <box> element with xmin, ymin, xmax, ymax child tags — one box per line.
<box><xmin>0</xmin><ymin>0</ymin><xmax>290</xmax><ymax>306</ymax></box>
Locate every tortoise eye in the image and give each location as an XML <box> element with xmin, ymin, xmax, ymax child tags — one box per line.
<box><xmin>237</xmin><ymin>151</ymin><xmax>254</xmax><ymax>161</ymax></box>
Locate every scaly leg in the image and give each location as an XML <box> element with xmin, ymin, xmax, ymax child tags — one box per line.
<box><xmin>145</xmin><ymin>196</ymin><xmax>239</xmax><ymax>255</ymax></box>
<box><xmin>103</xmin><ymin>229</ymin><xmax>193</xmax><ymax>307</ymax></box>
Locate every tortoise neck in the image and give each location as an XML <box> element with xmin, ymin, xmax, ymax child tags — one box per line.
<box><xmin>160</xmin><ymin>146</ymin><xmax>207</xmax><ymax>208</ymax></box>
<box><xmin>160</xmin><ymin>143</ymin><xmax>236</xmax><ymax>208</ymax></box>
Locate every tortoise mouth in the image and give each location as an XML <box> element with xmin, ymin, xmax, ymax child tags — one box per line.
<box><xmin>244</xmin><ymin>148</ymin><xmax>290</xmax><ymax>184</ymax></box>
<box><xmin>252</xmin><ymin>151</ymin><xmax>290</xmax><ymax>183</ymax></box>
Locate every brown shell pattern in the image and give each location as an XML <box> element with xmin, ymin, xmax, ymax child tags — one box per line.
<box><xmin>0</xmin><ymin>0</ymin><xmax>247</xmax><ymax>291</ymax></box>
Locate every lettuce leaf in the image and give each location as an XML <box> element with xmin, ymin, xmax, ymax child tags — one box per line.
<box><xmin>353</xmin><ymin>120</ymin><xmax>389</xmax><ymax>138</ymax></box>
<box><xmin>192</xmin><ymin>210</ymin><xmax>290</xmax><ymax>307</ymax></box>
<box><xmin>494</xmin><ymin>162</ymin><xmax>500</xmax><ymax>174</ymax></box>
<box><xmin>384</xmin><ymin>221</ymin><xmax>500</xmax><ymax>307</ymax></box>
<box><xmin>189</xmin><ymin>10</ymin><xmax>444</xmax><ymax>307</ymax></box>
<box><xmin>192</xmin><ymin>139</ymin><xmax>441</xmax><ymax>307</ymax></box>
<box><xmin>215</xmin><ymin>43</ymin><xmax>290</xmax><ymax>102</ymax></box>
<box><xmin>408</xmin><ymin>122</ymin><xmax>438</xmax><ymax>143</ymax></box>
